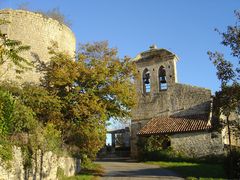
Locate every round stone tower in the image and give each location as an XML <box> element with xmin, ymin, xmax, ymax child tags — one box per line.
<box><xmin>0</xmin><ymin>9</ymin><xmax>76</xmax><ymax>83</ymax></box>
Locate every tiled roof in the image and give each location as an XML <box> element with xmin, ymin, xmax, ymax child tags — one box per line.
<box><xmin>137</xmin><ymin>116</ymin><xmax>211</xmax><ymax>136</ymax></box>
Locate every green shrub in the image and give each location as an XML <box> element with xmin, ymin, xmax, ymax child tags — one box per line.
<box><xmin>57</xmin><ymin>167</ymin><xmax>65</xmax><ymax>179</ymax></box>
<box><xmin>0</xmin><ymin>138</ymin><xmax>13</xmax><ymax>168</ymax></box>
<box><xmin>142</xmin><ymin>148</ymin><xmax>187</xmax><ymax>162</ymax></box>
<box><xmin>29</xmin><ymin>123</ymin><xmax>61</xmax><ymax>154</ymax></box>
<box><xmin>0</xmin><ymin>89</ymin><xmax>37</xmax><ymax>136</ymax></box>
<box><xmin>0</xmin><ymin>90</ymin><xmax>15</xmax><ymax>136</ymax></box>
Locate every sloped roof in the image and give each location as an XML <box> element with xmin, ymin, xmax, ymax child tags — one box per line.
<box><xmin>137</xmin><ymin>116</ymin><xmax>211</xmax><ymax>136</ymax></box>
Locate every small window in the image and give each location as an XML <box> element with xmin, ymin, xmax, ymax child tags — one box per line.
<box><xmin>143</xmin><ymin>68</ymin><xmax>151</xmax><ymax>93</ymax></box>
<box><xmin>159</xmin><ymin>66</ymin><xmax>167</xmax><ymax>90</ymax></box>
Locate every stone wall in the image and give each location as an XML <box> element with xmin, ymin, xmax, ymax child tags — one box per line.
<box><xmin>132</xmin><ymin>83</ymin><xmax>211</xmax><ymax>121</ymax></box>
<box><xmin>171</xmin><ymin>131</ymin><xmax>224</xmax><ymax>158</ymax></box>
<box><xmin>221</xmin><ymin>112</ymin><xmax>240</xmax><ymax>147</ymax></box>
<box><xmin>0</xmin><ymin>9</ymin><xmax>76</xmax><ymax>84</ymax></box>
<box><xmin>0</xmin><ymin>146</ymin><xmax>81</xmax><ymax>180</ymax></box>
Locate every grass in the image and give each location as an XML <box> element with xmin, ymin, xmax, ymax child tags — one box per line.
<box><xmin>146</xmin><ymin>161</ymin><xmax>227</xmax><ymax>179</ymax></box>
<box><xmin>60</xmin><ymin>174</ymin><xmax>95</xmax><ymax>180</ymax></box>
<box><xmin>59</xmin><ymin>163</ymin><xmax>104</xmax><ymax>180</ymax></box>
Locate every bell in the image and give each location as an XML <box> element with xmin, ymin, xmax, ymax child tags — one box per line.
<box><xmin>144</xmin><ymin>78</ymin><xmax>150</xmax><ymax>84</ymax></box>
<box><xmin>160</xmin><ymin>76</ymin><xmax>166</xmax><ymax>83</ymax></box>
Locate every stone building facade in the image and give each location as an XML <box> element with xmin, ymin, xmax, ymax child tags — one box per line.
<box><xmin>131</xmin><ymin>45</ymin><xmax>224</xmax><ymax>158</ymax></box>
<box><xmin>0</xmin><ymin>9</ymin><xmax>76</xmax><ymax>84</ymax></box>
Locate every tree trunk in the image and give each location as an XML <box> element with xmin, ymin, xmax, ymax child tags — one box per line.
<box><xmin>226</xmin><ymin>115</ymin><xmax>232</xmax><ymax>153</ymax></box>
<box><xmin>226</xmin><ymin>115</ymin><xmax>233</xmax><ymax>178</ymax></box>
<box><xmin>39</xmin><ymin>150</ymin><xmax>44</xmax><ymax>180</ymax></box>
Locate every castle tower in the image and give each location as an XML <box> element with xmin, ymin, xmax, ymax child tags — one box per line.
<box><xmin>0</xmin><ymin>9</ymin><xmax>76</xmax><ymax>84</ymax></box>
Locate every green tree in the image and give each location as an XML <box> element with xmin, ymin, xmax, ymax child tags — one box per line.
<box><xmin>41</xmin><ymin>41</ymin><xmax>137</xmax><ymax>159</ymax></box>
<box><xmin>208</xmin><ymin>10</ymin><xmax>240</xmax><ymax>147</ymax></box>
<box><xmin>0</xmin><ymin>88</ymin><xmax>37</xmax><ymax>136</ymax></box>
<box><xmin>0</xmin><ymin>19</ymin><xmax>32</xmax><ymax>79</ymax></box>
<box><xmin>208</xmin><ymin>10</ymin><xmax>240</xmax><ymax>178</ymax></box>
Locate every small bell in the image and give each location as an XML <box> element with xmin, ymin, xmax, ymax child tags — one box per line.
<box><xmin>160</xmin><ymin>76</ymin><xmax>166</xmax><ymax>83</ymax></box>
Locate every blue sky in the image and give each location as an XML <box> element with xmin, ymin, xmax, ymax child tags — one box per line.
<box><xmin>0</xmin><ymin>0</ymin><xmax>239</xmax><ymax>93</ymax></box>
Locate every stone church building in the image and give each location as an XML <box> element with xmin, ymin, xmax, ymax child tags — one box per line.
<box><xmin>131</xmin><ymin>45</ymin><xmax>224</xmax><ymax>158</ymax></box>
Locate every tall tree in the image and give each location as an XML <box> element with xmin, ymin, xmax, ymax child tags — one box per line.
<box><xmin>208</xmin><ymin>10</ymin><xmax>240</xmax><ymax>178</ymax></box>
<box><xmin>208</xmin><ymin>10</ymin><xmax>240</xmax><ymax>147</ymax></box>
<box><xmin>41</xmin><ymin>41</ymin><xmax>137</xmax><ymax>159</ymax></box>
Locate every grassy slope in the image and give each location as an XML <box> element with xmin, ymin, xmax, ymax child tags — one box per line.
<box><xmin>146</xmin><ymin>161</ymin><xmax>227</xmax><ymax>179</ymax></box>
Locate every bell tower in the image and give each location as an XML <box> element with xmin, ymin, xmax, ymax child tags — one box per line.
<box><xmin>130</xmin><ymin>45</ymin><xmax>179</xmax><ymax>158</ymax></box>
<box><xmin>132</xmin><ymin>45</ymin><xmax>178</xmax><ymax>96</ymax></box>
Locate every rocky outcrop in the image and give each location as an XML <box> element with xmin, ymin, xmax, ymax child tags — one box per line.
<box><xmin>0</xmin><ymin>146</ymin><xmax>81</xmax><ymax>180</ymax></box>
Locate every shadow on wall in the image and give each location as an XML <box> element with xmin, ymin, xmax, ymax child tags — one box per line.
<box><xmin>171</xmin><ymin>101</ymin><xmax>212</xmax><ymax>120</ymax></box>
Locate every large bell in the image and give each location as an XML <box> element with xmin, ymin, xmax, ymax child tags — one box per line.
<box><xmin>144</xmin><ymin>78</ymin><xmax>150</xmax><ymax>84</ymax></box>
<box><xmin>143</xmin><ymin>72</ymin><xmax>150</xmax><ymax>84</ymax></box>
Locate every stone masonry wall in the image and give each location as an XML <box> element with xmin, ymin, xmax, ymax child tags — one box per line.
<box><xmin>0</xmin><ymin>9</ymin><xmax>76</xmax><ymax>84</ymax></box>
<box><xmin>0</xmin><ymin>146</ymin><xmax>81</xmax><ymax>180</ymax></box>
<box><xmin>171</xmin><ymin>131</ymin><xmax>224</xmax><ymax>158</ymax></box>
<box><xmin>132</xmin><ymin>83</ymin><xmax>211</xmax><ymax>121</ymax></box>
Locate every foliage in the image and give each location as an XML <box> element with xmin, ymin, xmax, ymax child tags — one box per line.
<box><xmin>0</xmin><ymin>137</ymin><xmax>13</xmax><ymax>164</ymax></box>
<box><xmin>137</xmin><ymin>135</ymin><xmax>184</xmax><ymax>162</ymax></box>
<box><xmin>40</xmin><ymin>41</ymin><xmax>137</xmax><ymax>159</ymax></box>
<box><xmin>146</xmin><ymin>161</ymin><xmax>227</xmax><ymax>179</ymax></box>
<box><xmin>143</xmin><ymin>135</ymin><xmax>170</xmax><ymax>152</ymax></box>
<box><xmin>0</xmin><ymin>24</ymin><xmax>136</xmax><ymax>166</ymax></box>
<box><xmin>57</xmin><ymin>167</ymin><xmax>65</xmax><ymax>179</ymax></box>
<box><xmin>36</xmin><ymin>8</ymin><xmax>71</xmax><ymax>27</ymax></box>
<box><xmin>0</xmin><ymin>90</ymin><xmax>15</xmax><ymax>136</ymax></box>
<box><xmin>12</xmin><ymin>100</ymin><xmax>37</xmax><ymax>133</ymax></box>
<box><xmin>29</xmin><ymin>123</ymin><xmax>61</xmax><ymax>153</ymax></box>
<box><xmin>142</xmin><ymin>149</ymin><xmax>186</xmax><ymax>162</ymax></box>
<box><xmin>20</xmin><ymin>83</ymin><xmax>63</xmax><ymax>125</ymax></box>
<box><xmin>0</xmin><ymin>88</ymin><xmax>37</xmax><ymax>136</ymax></box>
<box><xmin>208</xmin><ymin>10</ymin><xmax>240</xmax><ymax>116</ymax></box>
<box><xmin>208</xmin><ymin>10</ymin><xmax>240</xmax><ymax>179</ymax></box>
<box><xmin>0</xmin><ymin>19</ymin><xmax>32</xmax><ymax>79</ymax></box>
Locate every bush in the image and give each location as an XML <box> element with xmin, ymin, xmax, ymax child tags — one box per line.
<box><xmin>0</xmin><ymin>138</ymin><xmax>13</xmax><ymax>168</ymax></box>
<box><xmin>224</xmin><ymin>148</ymin><xmax>240</xmax><ymax>178</ymax></box>
<box><xmin>0</xmin><ymin>90</ymin><xmax>15</xmax><ymax>136</ymax></box>
<box><xmin>141</xmin><ymin>148</ymin><xmax>187</xmax><ymax>162</ymax></box>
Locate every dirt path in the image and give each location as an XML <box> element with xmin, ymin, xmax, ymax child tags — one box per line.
<box><xmin>96</xmin><ymin>160</ymin><xmax>184</xmax><ymax>180</ymax></box>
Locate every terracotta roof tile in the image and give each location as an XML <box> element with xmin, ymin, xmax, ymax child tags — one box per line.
<box><xmin>137</xmin><ymin>116</ymin><xmax>211</xmax><ymax>136</ymax></box>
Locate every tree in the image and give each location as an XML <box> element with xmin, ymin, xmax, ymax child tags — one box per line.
<box><xmin>0</xmin><ymin>19</ymin><xmax>32</xmax><ymax>79</ymax></box>
<box><xmin>208</xmin><ymin>10</ymin><xmax>240</xmax><ymax>146</ymax></box>
<box><xmin>35</xmin><ymin>8</ymin><xmax>71</xmax><ymax>27</ymax></box>
<box><xmin>41</xmin><ymin>41</ymin><xmax>137</xmax><ymax>159</ymax></box>
<box><xmin>208</xmin><ymin>10</ymin><xmax>240</xmax><ymax>178</ymax></box>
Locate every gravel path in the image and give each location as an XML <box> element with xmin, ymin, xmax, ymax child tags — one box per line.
<box><xmin>96</xmin><ymin>160</ymin><xmax>184</xmax><ymax>180</ymax></box>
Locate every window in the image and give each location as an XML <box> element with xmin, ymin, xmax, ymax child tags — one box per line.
<box><xmin>143</xmin><ymin>68</ymin><xmax>151</xmax><ymax>93</ymax></box>
<box><xmin>159</xmin><ymin>66</ymin><xmax>167</xmax><ymax>90</ymax></box>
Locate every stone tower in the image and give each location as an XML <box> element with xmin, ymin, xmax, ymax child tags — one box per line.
<box><xmin>0</xmin><ymin>9</ymin><xmax>76</xmax><ymax>84</ymax></box>
<box><xmin>132</xmin><ymin>45</ymin><xmax>178</xmax><ymax>96</ymax></box>
<box><xmin>131</xmin><ymin>45</ymin><xmax>212</xmax><ymax>158</ymax></box>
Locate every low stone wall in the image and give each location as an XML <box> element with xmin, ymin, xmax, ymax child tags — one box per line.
<box><xmin>0</xmin><ymin>146</ymin><xmax>81</xmax><ymax>180</ymax></box>
<box><xmin>171</xmin><ymin>131</ymin><xmax>224</xmax><ymax>158</ymax></box>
